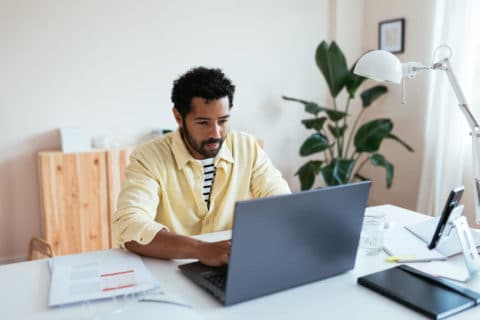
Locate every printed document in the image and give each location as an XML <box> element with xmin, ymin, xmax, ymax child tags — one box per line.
<box><xmin>49</xmin><ymin>249</ymin><xmax>159</xmax><ymax>307</ymax></box>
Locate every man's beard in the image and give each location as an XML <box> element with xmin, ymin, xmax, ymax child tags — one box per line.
<box><xmin>181</xmin><ymin>125</ymin><xmax>224</xmax><ymax>159</ymax></box>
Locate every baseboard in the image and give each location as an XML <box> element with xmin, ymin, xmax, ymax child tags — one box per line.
<box><xmin>0</xmin><ymin>254</ymin><xmax>28</xmax><ymax>265</ymax></box>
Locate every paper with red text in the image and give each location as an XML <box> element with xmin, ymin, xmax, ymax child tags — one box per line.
<box><xmin>49</xmin><ymin>249</ymin><xmax>159</xmax><ymax>307</ymax></box>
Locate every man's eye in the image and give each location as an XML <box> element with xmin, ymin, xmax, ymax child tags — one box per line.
<box><xmin>197</xmin><ymin>122</ymin><xmax>209</xmax><ymax>126</ymax></box>
<box><xmin>219</xmin><ymin>119</ymin><xmax>228</xmax><ymax>124</ymax></box>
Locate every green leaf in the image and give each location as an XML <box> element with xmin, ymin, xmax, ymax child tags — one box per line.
<box><xmin>282</xmin><ymin>96</ymin><xmax>322</xmax><ymax>116</ymax></box>
<box><xmin>321</xmin><ymin>162</ymin><xmax>337</xmax><ymax>186</ymax></box>
<box><xmin>354</xmin><ymin>119</ymin><xmax>393</xmax><ymax>152</ymax></box>
<box><xmin>315</xmin><ymin>41</ymin><xmax>349</xmax><ymax>98</ymax></box>
<box><xmin>295</xmin><ymin>160</ymin><xmax>323</xmax><ymax>190</ymax></box>
<box><xmin>386</xmin><ymin>133</ymin><xmax>414</xmax><ymax>152</ymax></box>
<box><xmin>360</xmin><ymin>85</ymin><xmax>388</xmax><ymax>107</ymax></box>
<box><xmin>299</xmin><ymin>133</ymin><xmax>331</xmax><ymax>156</ymax></box>
<box><xmin>320</xmin><ymin>159</ymin><xmax>354</xmax><ymax>186</ymax></box>
<box><xmin>302</xmin><ymin>117</ymin><xmax>327</xmax><ymax>131</ymax></box>
<box><xmin>345</xmin><ymin>63</ymin><xmax>366</xmax><ymax>98</ymax></box>
<box><xmin>370</xmin><ymin>153</ymin><xmax>394</xmax><ymax>188</ymax></box>
<box><xmin>333</xmin><ymin>159</ymin><xmax>355</xmax><ymax>184</ymax></box>
<box><xmin>282</xmin><ymin>96</ymin><xmax>347</xmax><ymax>120</ymax></box>
<box><xmin>325</xmin><ymin>109</ymin><xmax>348</xmax><ymax>121</ymax></box>
<box><xmin>354</xmin><ymin>173</ymin><xmax>370</xmax><ymax>181</ymax></box>
<box><xmin>328</xmin><ymin>124</ymin><xmax>347</xmax><ymax>138</ymax></box>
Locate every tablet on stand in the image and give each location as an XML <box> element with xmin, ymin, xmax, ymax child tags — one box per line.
<box><xmin>429</xmin><ymin>186</ymin><xmax>480</xmax><ymax>282</ymax></box>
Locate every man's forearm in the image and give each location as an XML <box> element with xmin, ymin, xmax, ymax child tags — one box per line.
<box><xmin>125</xmin><ymin>229</ymin><xmax>202</xmax><ymax>260</ymax></box>
<box><xmin>124</xmin><ymin>230</ymin><xmax>231</xmax><ymax>266</ymax></box>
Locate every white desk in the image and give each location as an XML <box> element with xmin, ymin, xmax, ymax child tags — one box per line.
<box><xmin>2</xmin><ymin>205</ymin><xmax>480</xmax><ymax>319</ymax></box>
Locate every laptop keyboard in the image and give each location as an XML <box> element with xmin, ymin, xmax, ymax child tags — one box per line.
<box><xmin>202</xmin><ymin>269</ymin><xmax>227</xmax><ymax>291</ymax></box>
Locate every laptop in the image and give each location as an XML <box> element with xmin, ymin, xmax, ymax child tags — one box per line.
<box><xmin>179</xmin><ymin>181</ymin><xmax>371</xmax><ymax>305</ymax></box>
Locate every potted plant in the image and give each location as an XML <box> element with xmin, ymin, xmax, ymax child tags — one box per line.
<box><xmin>283</xmin><ymin>41</ymin><xmax>413</xmax><ymax>190</ymax></box>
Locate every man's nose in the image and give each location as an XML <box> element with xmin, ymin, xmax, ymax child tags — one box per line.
<box><xmin>210</xmin><ymin>123</ymin><xmax>222</xmax><ymax>138</ymax></box>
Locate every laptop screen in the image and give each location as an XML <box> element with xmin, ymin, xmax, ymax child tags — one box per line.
<box><xmin>224</xmin><ymin>181</ymin><xmax>371</xmax><ymax>305</ymax></box>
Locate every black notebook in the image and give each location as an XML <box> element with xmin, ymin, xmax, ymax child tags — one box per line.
<box><xmin>358</xmin><ymin>265</ymin><xmax>480</xmax><ymax>319</ymax></box>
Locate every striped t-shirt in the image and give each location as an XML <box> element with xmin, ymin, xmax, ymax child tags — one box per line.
<box><xmin>200</xmin><ymin>158</ymin><xmax>216</xmax><ymax>208</ymax></box>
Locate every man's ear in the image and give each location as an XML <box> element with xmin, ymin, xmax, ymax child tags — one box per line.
<box><xmin>172</xmin><ymin>107</ymin><xmax>183</xmax><ymax>127</ymax></box>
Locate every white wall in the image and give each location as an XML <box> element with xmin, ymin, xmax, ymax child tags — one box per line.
<box><xmin>0</xmin><ymin>0</ymin><xmax>332</xmax><ymax>263</ymax></box>
<box><xmin>334</xmin><ymin>0</ymin><xmax>365</xmax><ymax>63</ymax></box>
<box><xmin>328</xmin><ymin>0</ymin><xmax>365</xmax><ymax>114</ymax></box>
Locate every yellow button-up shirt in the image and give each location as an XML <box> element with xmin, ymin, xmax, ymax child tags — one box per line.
<box><xmin>112</xmin><ymin>129</ymin><xmax>291</xmax><ymax>246</ymax></box>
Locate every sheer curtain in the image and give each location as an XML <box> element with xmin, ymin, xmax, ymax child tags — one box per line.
<box><xmin>417</xmin><ymin>0</ymin><xmax>477</xmax><ymax>217</ymax></box>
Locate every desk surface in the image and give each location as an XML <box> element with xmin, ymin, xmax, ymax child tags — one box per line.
<box><xmin>2</xmin><ymin>205</ymin><xmax>480</xmax><ymax>319</ymax></box>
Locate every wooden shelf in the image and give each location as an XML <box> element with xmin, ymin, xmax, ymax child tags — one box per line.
<box><xmin>36</xmin><ymin>148</ymin><xmax>133</xmax><ymax>256</ymax></box>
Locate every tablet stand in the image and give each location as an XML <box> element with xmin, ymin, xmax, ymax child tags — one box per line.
<box><xmin>441</xmin><ymin>205</ymin><xmax>480</xmax><ymax>282</ymax></box>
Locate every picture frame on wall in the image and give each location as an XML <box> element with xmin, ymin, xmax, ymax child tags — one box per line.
<box><xmin>378</xmin><ymin>18</ymin><xmax>405</xmax><ymax>54</ymax></box>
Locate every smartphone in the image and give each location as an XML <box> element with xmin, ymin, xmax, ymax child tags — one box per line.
<box><xmin>427</xmin><ymin>186</ymin><xmax>464</xmax><ymax>250</ymax></box>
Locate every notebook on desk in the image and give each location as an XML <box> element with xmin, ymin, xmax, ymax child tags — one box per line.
<box><xmin>358</xmin><ymin>265</ymin><xmax>480</xmax><ymax>319</ymax></box>
<box><xmin>179</xmin><ymin>181</ymin><xmax>371</xmax><ymax>306</ymax></box>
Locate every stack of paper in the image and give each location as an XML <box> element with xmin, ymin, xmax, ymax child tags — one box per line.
<box><xmin>406</xmin><ymin>217</ymin><xmax>480</xmax><ymax>257</ymax></box>
<box><xmin>384</xmin><ymin>226</ymin><xmax>446</xmax><ymax>261</ymax></box>
<box><xmin>49</xmin><ymin>249</ymin><xmax>159</xmax><ymax>307</ymax></box>
<box><xmin>384</xmin><ymin>218</ymin><xmax>480</xmax><ymax>262</ymax></box>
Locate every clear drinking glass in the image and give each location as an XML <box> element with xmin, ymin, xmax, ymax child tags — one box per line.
<box><xmin>360</xmin><ymin>212</ymin><xmax>386</xmax><ymax>255</ymax></box>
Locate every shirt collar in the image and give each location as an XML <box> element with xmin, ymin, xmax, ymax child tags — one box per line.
<box><xmin>172</xmin><ymin>129</ymin><xmax>234</xmax><ymax>170</ymax></box>
<box><xmin>214</xmin><ymin>132</ymin><xmax>234</xmax><ymax>168</ymax></box>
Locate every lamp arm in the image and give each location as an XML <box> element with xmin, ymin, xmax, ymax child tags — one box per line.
<box><xmin>433</xmin><ymin>58</ymin><xmax>480</xmax><ymax>224</ymax></box>
<box><xmin>438</xmin><ymin>59</ymin><xmax>480</xmax><ymax>128</ymax></box>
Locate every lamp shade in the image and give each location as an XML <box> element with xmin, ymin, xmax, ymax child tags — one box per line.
<box><xmin>354</xmin><ymin>50</ymin><xmax>403</xmax><ymax>83</ymax></box>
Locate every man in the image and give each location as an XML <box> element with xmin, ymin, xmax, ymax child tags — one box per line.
<box><xmin>112</xmin><ymin>67</ymin><xmax>290</xmax><ymax>266</ymax></box>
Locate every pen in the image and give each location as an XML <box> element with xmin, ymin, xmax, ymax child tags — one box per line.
<box><xmin>139</xmin><ymin>299</ymin><xmax>192</xmax><ymax>308</ymax></box>
<box><xmin>386</xmin><ymin>255</ymin><xmax>414</xmax><ymax>262</ymax></box>
<box><xmin>386</xmin><ymin>256</ymin><xmax>447</xmax><ymax>263</ymax></box>
<box><xmin>396</xmin><ymin>257</ymin><xmax>447</xmax><ymax>263</ymax></box>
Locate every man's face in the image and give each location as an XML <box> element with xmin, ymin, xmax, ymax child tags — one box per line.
<box><xmin>174</xmin><ymin>96</ymin><xmax>231</xmax><ymax>159</ymax></box>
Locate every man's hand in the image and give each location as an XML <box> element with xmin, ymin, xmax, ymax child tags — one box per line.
<box><xmin>197</xmin><ymin>240</ymin><xmax>231</xmax><ymax>266</ymax></box>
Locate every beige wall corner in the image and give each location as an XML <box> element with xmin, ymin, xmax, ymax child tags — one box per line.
<box><xmin>360</xmin><ymin>0</ymin><xmax>436</xmax><ymax>211</ymax></box>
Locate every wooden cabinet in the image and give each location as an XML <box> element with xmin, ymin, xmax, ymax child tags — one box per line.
<box><xmin>37</xmin><ymin>148</ymin><xmax>133</xmax><ymax>256</ymax></box>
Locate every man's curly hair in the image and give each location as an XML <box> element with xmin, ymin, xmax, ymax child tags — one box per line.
<box><xmin>171</xmin><ymin>67</ymin><xmax>235</xmax><ymax>117</ymax></box>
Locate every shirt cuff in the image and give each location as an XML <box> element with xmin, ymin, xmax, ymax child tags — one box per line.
<box><xmin>117</xmin><ymin>221</ymin><xmax>169</xmax><ymax>248</ymax></box>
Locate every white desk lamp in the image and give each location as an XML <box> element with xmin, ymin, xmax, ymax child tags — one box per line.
<box><xmin>354</xmin><ymin>48</ymin><xmax>480</xmax><ymax>281</ymax></box>
<box><xmin>353</xmin><ymin>46</ymin><xmax>480</xmax><ymax>225</ymax></box>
